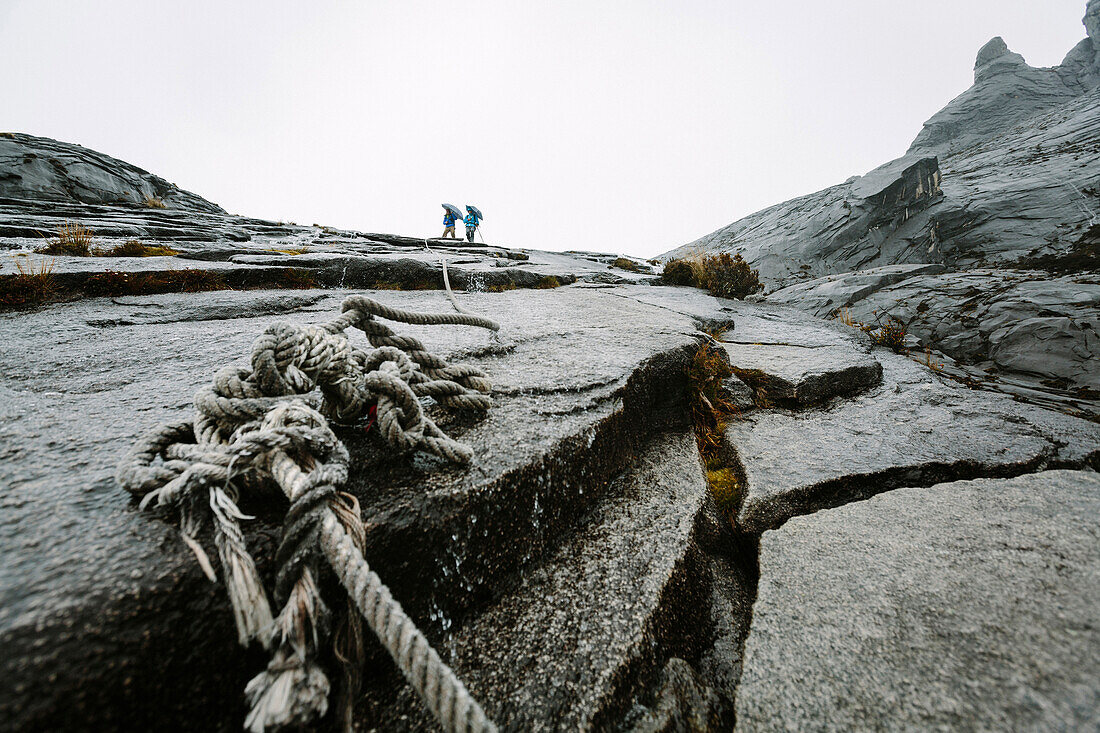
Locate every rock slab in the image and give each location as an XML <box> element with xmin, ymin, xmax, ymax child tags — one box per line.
<box><xmin>736</xmin><ymin>470</ymin><xmax>1100</xmax><ymax>732</ymax></box>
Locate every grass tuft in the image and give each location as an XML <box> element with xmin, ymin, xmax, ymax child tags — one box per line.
<box><xmin>688</xmin><ymin>339</ymin><xmax>746</xmax><ymax>514</ymax></box>
<box><xmin>36</xmin><ymin>222</ymin><xmax>94</xmax><ymax>256</ymax></box>
<box><xmin>142</xmin><ymin>195</ymin><xmax>167</xmax><ymax>209</ymax></box>
<box><xmin>483</xmin><ymin>282</ymin><xmax>517</xmax><ymax>292</ymax></box>
<box><xmin>1</xmin><ymin>255</ymin><xmax>56</xmax><ymax>307</ymax></box>
<box><xmin>96</xmin><ymin>240</ymin><xmax>178</xmax><ymax>257</ymax></box>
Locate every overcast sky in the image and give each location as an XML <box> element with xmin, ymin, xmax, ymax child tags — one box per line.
<box><xmin>0</xmin><ymin>1</ymin><xmax>1091</xmax><ymax>257</ymax></box>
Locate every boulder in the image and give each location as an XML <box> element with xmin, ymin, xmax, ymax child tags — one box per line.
<box><xmin>736</xmin><ymin>470</ymin><xmax>1100</xmax><ymax>731</ymax></box>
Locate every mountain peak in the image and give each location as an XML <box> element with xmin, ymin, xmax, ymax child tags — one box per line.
<box><xmin>974</xmin><ymin>36</ymin><xmax>1027</xmax><ymax>82</ymax></box>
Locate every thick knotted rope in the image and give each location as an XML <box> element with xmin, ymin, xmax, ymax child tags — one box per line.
<box><xmin>118</xmin><ymin>295</ymin><xmax>500</xmax><ymax>733</ymax></box>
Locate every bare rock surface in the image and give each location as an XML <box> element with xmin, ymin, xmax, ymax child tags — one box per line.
<box><xmin>721</xmin><ymin>343</ymin><xmax>882</xmax><ymax>406</ymax></box>
<box><xmin>736</xmin><ymin>470</ymin><xmax>1100</xmax><ymax>732</ymax></box>
<box><xmin>364</xmin><ymin>427</ymin><xmax>724</xmax><ymax>730</ymax></box>
<box><xmin>0</xmin><ymin>133</ymin><xmax>224</xmax><ymax>212</ymax></box>
<box><xmin>728</xmin><ymin>351</ymin><xmax>1100</xmax><ymax>534</ymax></box>
<box><xmin>770</xmin><ymin>267</ymin><xmax>1100</xmax><ymax>413</ymax></box>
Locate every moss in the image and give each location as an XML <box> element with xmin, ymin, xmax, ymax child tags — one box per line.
<box><xmin>706</xmin><ymin>468</ymin><xmax>742</xmax><ymax>512</ymax></box>
<box><xmin>534</xmin><ymin>275</ymin><xmax>562</xmax><ymax>289</ymax></box>
<box><xmin>0</xmin><ymin>256</ymin><xmax>55</xmax><ymax>307</ymax></box>
<box><xmin>96</xmin><ymin>240</ymin><xmax>178</xmax><ymax>257</ymax></box>
<box><xmin>83</xmin><ymin>268</ymin><xmax>228</xmax><ymax>297</ymax></box>
<box><xmin>36</xmin><ymin>222</ymin><xmax>94</xmax><ymax>256</ymax></box>
<box><xmin>266</xmin><ymin>247</ymin><xmax>310</xmax><ymax>256</ymax></box>
<box><xmin>483</xmin><ymin>282</ymin><xmax>517</xmax><ymax>292</ymax></box>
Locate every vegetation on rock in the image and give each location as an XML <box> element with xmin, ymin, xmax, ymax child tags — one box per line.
<box><xmin>36</xmin><ymin>222</ymin><xmax>94</xmax><ymax>256</ymax></box>
<box><xmin>141</xmin><ymin>195</ymin><xmax>167</xmax><ymax>209</ymax></box>
<box><xmin>98</xmin><ymin>240</ymin><xmax>178</xmax><ymax>257</ymax></box>
<box><xmin>662</xmin><ymin>253</ymin><xmax>763</xmax><ymax>299</ymax></box>
<box><xmin>689</xmin><ymin>338</ymin><xmax>744</xmax><ymax>514</ymax></box>
<box><xmin>612</xmin><ymin>257</ymin><xmax>647</xmax><ymax>273</ymax></box>
<box><xmin>83</xmin><ymin>269</ymin><xmax>228</xmax><ymax>297</ymax></box>
<box><xmin>0</xmin><ymin>256</ymin><xmax>55</xmax><ymax>307</ymax></box>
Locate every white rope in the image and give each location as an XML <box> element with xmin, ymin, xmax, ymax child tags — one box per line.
<box><xmin>118</xmin><ymin>296</ymin><xmax>500</xmax><ymax>733</ymax></box>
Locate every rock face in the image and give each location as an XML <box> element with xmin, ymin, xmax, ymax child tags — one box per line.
<box><xmin>736</xmin><ymin>470</ymin><xmax>1100</xmax><ymax>732</ymax></box>
<box><xmin>0</xmin><ymin>133</ymin><xmax>224</xmax><ymax>212</ymax></box>
<box><xmin>664</xmin><ymin>3</ymin><xmax>1100</xmax><ymax>407</ymax></box>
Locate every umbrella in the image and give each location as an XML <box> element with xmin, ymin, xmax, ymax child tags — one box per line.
<box><xmin>466</xmin><ymin>205</ymin><xmax>484</xmax><ymax>221</ymax></box>
<box><xmin>442</xmin><ymin>203</ymin><xmax>463</xmax><ymax>219</ymax></box>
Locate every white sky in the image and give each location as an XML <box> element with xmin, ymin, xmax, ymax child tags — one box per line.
<box><xmin>0</xmin><ymin>1</ymin><xmax>1090</xmax><ymax>257</ymax></box>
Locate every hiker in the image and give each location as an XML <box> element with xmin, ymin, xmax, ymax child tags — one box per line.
<box><xmin>441</xmin><ymin>206</ymin><xmax>458</xmax><ymax>239</ymax></box>
<box><xmin>464</xmin><ymin>206</ymin><xmax>481</xmax><ymax>242</ymax></box>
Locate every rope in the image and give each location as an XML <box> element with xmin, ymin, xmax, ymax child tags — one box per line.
<box><xmin>118</xmin><ymin>295</ymin><xmax>500</xmax><ymax>733</ymax></box>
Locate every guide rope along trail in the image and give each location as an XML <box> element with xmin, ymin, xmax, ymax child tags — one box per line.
<box><xmin>118</xmin><ymin>295</ymin><xmax>500</xmax><ymax>733</ymax></box>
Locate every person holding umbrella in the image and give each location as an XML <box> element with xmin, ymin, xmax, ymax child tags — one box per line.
<box><xmin>464</xmin><ymin>205</ymin><xmax>483</xmax><ymax>242</ymax></box>
<box><xmin>441</xmin><ymin>203</ymin><xmax>462</xmax><ymax>239</ymax></box>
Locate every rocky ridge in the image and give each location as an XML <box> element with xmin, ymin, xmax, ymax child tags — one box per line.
<box><xmin>663</xmin><ymin>2</ymin><xmax>1100</xmax><ymax>413</ymax></box>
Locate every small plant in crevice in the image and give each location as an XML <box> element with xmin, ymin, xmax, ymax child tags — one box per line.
<box><xmin>36</xmin><ymin>222</ymin><xmax>94</xmax><ymax>256</ymax></box>
<box><xmin>689</xmin><ymin>339</ymin><xmax>744</xmax><ymax>515</ymax></box>
<box><xmin>1</xmin><ymin>255</ymin><xmax>56</xmax><ymax>307</ymax></box>
<box><xmin>142</xmin><ymin>194</ymin><xmax>167</xmax><ymax>209</ymax></box>
<box><xmin>919</xmin><ymin>346</ymin><xmax>944</xmax><ymax>372</ymax></box>
<box><xmin>866</xmin><ymin>318</ymin><xmax>908</xmax><ymax>352</ymax></box>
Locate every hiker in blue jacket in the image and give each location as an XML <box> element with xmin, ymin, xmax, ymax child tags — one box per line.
<box><xmin>464</xmin><ymin>206</ymin><xmax>481</xmax><ymax>242</ymax></box>
<box><xmin>442</xmin><ymin>206</ymin><xmax>458</xmax><ymax>239</ymax></box>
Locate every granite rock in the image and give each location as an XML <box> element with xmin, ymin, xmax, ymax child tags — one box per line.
<box><xmin>736</xmin><ymin>470</ymin><xmax>1100</xmax><ymax>732</ymax></box>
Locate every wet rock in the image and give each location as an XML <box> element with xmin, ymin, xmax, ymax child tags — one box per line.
<box><xmin>0</xmin><ymin>286</ymin><xmax>708</xmax><ymax>730</ymax></box>
<box><xmin>720</xmin><ymin>374</ymin><xmax>756</xmax><ymax>412</ymax></box>
<box><xmin>0</xmin><ymin>133</ymin><xmax>224</xmax><ymax>212</ymax></box>
<box><xmin>630</xmin><ymin>658</ymin><xmax>732</xmax><ymax>733</ymax></box>
<box><xmin>721</xmin><ymin>343</ymin><xmax>882</xmax><ymax>406</ymax></box>
<box><xmin>367</xmin><ymin>426</ymin><xmax>716</xmax><ymax>730</ymax></box>
<box><xmin>771</xmin><ymin>268</ymin><xmax>1100</xmax><ymax>401</ymax></box>
<box><xmin>736</xmin><ymin>470</ymin><xmax>1100</xmax><ymax>731</ymax></box>
<box><xmin>728</xmin><ymin>352</ymin><xmax>1100</xmax><ymax>534</ymax></box>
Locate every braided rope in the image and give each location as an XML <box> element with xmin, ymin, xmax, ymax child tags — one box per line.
<box><xmin>118</xmin><ymin>296</ymin><xmax>500</xmax><ymax>733</ymax></box>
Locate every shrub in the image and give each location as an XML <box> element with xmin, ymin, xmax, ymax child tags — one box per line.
<box><xmin>142</xmin><ymin>195</ymin><xmax>167</xmax><ymax>209</ymax></box>
<box><xmin>661</xmin><ymin>258</ymin><xmax>699</xmax><ymax>286</ymax></box>
<box><xmin>534</xmin><ymin>275</ymin><xmax>561</xmax><ymax>289</ymax></box>
<box><xmin>662</xmin><ymin>253</ymin><xmax>763</xmax><ymax>299</ymax></box>
<box><xmin>612</xmin><ymin>257</ymin><xmax>646</xmax><ymax>273</ymax></box>
<box><xmin>699</xmin><ymin>253</ymin><xmax>763</xmax><ymax>299</ymax></box>
<box><xmin>37</xmin><ymin>222</ymin><xmax>94</xmax><ymax>256</ymax></box>
<box><xmin>867</xmin><ymin>318</ymin><xmax>908</xmax><ymax>352</ymax></box>
<box><xmin>97</xmin><ymin>240</ymin><xmax>178</xmax><ymax>257</ymax></box>
<box><xmin>1</xmin><ymin>256</ymin><xmax>55</xmax><ymax>307</ymax></box>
